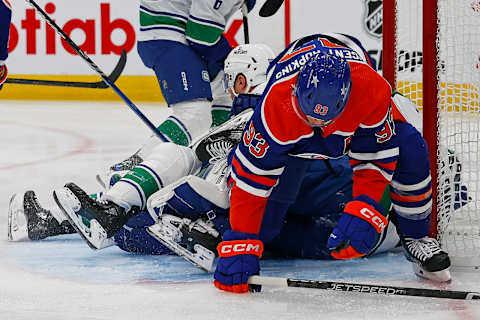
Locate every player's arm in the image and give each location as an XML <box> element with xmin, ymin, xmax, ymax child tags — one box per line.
<box><xmin>0</xmin><ymin>0</ymin><xmax>12</xmax><ymax>88</ymax></box>
<box><xmin>214</xmin><ymin>98</ymin><xmax>299</xmax><ymax>293</ymax></box>
<box><xmin>186</xmin><ymin>0</ymin><xmax>244</xmax><ymax>78</ymax></box>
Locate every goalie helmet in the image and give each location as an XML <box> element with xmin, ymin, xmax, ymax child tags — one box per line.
<box><xmin>295</xmin><ymin>52</ymin><xmax>352</xmax><ymax>127</ymax></box>
<box><xmin>223</xmin><ymin>43</ymin><xmax>275</xmax><ymax>96</ymax></box>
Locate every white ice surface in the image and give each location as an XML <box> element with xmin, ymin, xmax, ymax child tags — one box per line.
<box><xmin>1</xmin><ymin>101</ymin><xmax>480</xmax><ymax>320</ymax></box>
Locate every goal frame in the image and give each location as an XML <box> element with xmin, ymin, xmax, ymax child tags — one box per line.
<box><xmin>382</xmin><ymin>0</ymin><xmax>440</xmax><ymax>239</ymax></box>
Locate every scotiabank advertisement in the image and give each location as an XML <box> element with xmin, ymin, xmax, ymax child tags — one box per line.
<box><xmin>7</xmin><ymin>0</ymin><xmax>384</xmax><ymax>76</ymax></box>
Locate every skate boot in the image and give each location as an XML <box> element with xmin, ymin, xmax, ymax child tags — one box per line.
<box><xmin>192</xmin><ymin>108</ymin><xmax>253</xmax><ymax>163</ymax></box>
<box><xmin>8</xmin><ymin>191</ymin><xmax>76</xmax><ymax>241</ymax></box>
<box><xmin>148</xmin><ymin>214</ymin><xmax>222</xmax><ymax>272</ymax></box>
<box><xmin>401</xmin><ymin>236</ymin><xmax>451</xmax><ymax>282</ymax></box>
<box><xmin>110</xmin><ymin>152</ymin><xmax>143</xmax><ymax>172</ymax></box>
<box><xmin>96</xmin><ymin>152</ymin><xmax>143</xmax><ymax>190</ymax></box>
<box><xmin>53</xmin><ymin>183</ymin><xmax>132</xmax><ymax>250</ymax></box>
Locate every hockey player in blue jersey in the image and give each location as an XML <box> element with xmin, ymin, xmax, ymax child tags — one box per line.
<box><xmin>106</xmin><ymin>0</ymin><xmax>256</xmax><ymax>176</ymax></box>
<box><xmin>213</xmin><ymin>34</ymin><xmax>453</xmax><ymax>293</ymax></box>
<box><xmin>0</xmin><ymin>0</ymin><xmax>12</xmax><ymax>89</ymax></box>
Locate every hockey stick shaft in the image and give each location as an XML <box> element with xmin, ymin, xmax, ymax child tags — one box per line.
<box><xmin>6</xmin><ymin>50</ymin><xmax>127</xmax><ymax>88</ymax></box>
<box><xmin>248</xmin><ymin>276</ymin><xmax>480</xmax><ymax>300</ymax></box>
<box><xmin>24</xmin><ymin>0</ymin><xmax>167</xmax><ymax>142</ymax></box>
<box><xmin>241</xmin><ymin>4</ymin><xmax>249</xmax><ymax>44</ymax></box>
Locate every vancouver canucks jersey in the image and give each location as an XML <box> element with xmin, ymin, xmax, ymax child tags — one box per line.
<box><xmin>138</xmin><ymin>0</ymin><xmax>242</xmax><ymax>46</ymax></box>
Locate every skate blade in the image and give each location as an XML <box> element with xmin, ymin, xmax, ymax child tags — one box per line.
<box><xmin>7</xmin><ymin>193</ymin><xmax>29</xmax><ymax>242</ymax></box>
<box><xmin>95</xmin><ymin>174</ymin><xmax>106</xmax><ymax>190</ymax></box>
<box><xmin>53</xmin><ymin>188</ymin><xmax>114</xmax><ymax>250</ymax></box>
<box><xmin>147</xmin><ymin>223</ymin><xmax>215</xmax><ymax>272</ymax></box>
<box><xmin>412</xmin><ymin>263</ymin><xmax>452</xmax><ymax>282</ymax></box>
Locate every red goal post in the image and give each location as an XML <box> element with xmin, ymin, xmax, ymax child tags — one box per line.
<box><xmin>383</xmin><ymin>0</ymin><xmax>480</xmax><ymax>267</ymax></box>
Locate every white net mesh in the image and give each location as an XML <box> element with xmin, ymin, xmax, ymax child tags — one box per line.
<box><xmin>395</xmin><ymin>0</ymin><xmax>480</xmax><ymax>266</ymax></box>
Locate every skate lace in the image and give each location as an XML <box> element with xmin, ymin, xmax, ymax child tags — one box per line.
<box><xmin>206</xmin><ymin>140</ymin><xmax>234</xmax><ymax>162</ymax></box>
<box><xmin>189</xmin><ymin>218</ymin><xmax>220</xmax><ymax>238</ymax></box>
<box><xmin>110</xmin><ymin>153</ymin><xmax>143</xmax><ymax>171</ymax></box>
<box><xmin>28</xmin><ymin>193</ymin><xmax>53</xmax><ymax>221</ymax></box>
<box><xmin>405</xmin><ymin>237</ymin><xmax>442</xmax><ymax>262</ymax></box>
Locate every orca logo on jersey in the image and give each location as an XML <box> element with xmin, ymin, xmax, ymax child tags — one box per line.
<box><xmin>314</xmin><ymin>104</ymin><xmax>328</xmax><ymax>116</ymax></box>
<box><xmin>375</xmin><ymin>109</ymin><xmax>396</xmax><ymax>143</ymax></box>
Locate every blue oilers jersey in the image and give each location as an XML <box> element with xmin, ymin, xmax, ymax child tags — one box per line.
<box><xmin>228</xmin><ymin>34</ymin><xmax>402</xmax><ymax>235</ymax></box>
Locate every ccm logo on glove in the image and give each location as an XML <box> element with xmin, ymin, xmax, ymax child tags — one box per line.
<box><xmin>345</xmin><ymin>200</ymin><xmax>387</xmax><ymax>233</ymax></box>
<box><xmin>218</xmin><ymin>240</ymin><xmax>264</xmax><ymax>258</ymax></box>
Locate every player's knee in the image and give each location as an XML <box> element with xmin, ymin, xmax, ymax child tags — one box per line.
<box><xmin>143</xmin><ymin>143</ymin><xmax>202</xmax><ymax>186</ymax></box>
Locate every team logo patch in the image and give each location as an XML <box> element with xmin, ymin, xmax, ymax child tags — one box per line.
<box><xmin>363</xmin><ymin>0</ymin><xmax>383</xmax><ymax>39</ymax></box>
<box><xmin>202</xmin><ymin>70</ymin><xmax>210</xmax><ymax>82</ymax></box>
<box><xmin>314</xmin><ymin>104</ymin><xmax>328</xmax><ymax>116</ymax></box>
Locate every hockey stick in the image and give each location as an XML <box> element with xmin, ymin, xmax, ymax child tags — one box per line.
<box><xmin>5</xmin><ymin>50</ymin><xmax>127</xmax><ymax>88</ymax></box>
<box><xmin>248</xmin><ymin>276</ymin><xmax>480</xmax><ymax>300</ymax></box>
<box><xmin>259</xmin><ymin>0</ymin><xmax>285</xmax><ymax>17</ymax></box>
<box><xmin>241</xmin><ymin>4</ymin><xmax>250</xmax><ymax>44</ymax></box>
<box><xmin>24</xmin><ymin>0</ymin><xmax>167</xmax><ymax>142</ymax></box>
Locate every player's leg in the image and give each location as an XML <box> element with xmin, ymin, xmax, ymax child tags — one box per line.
<box><xmin>108</xmin><ymin>40</ymin><xmax>213</xmax><ymax>175</ymax></box>
<box><xmin>390</xmin><ymin>122</ymin><xmax>451</xmax><ymax>281</ymax></box>
<box><xmin>113</xmin><ymin>209</ymin><xmax>172</xmax><ymax>255</ymax></box>
<box><xmin>54</xmin><ymin>142</ymin><xmax>202</xmax><ymax>249</ymax></box>
<box><xmin>8</xmin><ymin>191</ymin><xmax>75</xmax><ymax>241</ymax></box>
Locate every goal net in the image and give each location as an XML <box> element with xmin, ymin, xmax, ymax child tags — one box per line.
<box><xmin>383</xmin><ymin>0</ymin><xmax>480</xmax><ymax>267</ymax></box>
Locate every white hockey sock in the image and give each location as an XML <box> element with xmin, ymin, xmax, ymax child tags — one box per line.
<box><xmin>105</xmin><ymin>143</ymin><xmax>201</xmax><ymax>210</ymax></box>
<box><xmin>137</xmin><ymin>99</ymin><xmax>212</xmax><ymax>159</ymax></box>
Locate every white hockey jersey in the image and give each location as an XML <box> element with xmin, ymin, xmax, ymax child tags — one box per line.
<box><xmin>138</xmin><ymin>0</ymin><xmax>244</xmax><ymax>46</ymax></box>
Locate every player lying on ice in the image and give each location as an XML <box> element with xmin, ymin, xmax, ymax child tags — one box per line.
<box><xmin>8</xmin><ymin>35</ymin><xmax>467</xmax><ymax>288</ymax></box>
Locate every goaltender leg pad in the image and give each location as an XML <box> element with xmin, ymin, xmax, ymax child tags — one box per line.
<box><xmin>147</xmin><ymin>174</ymin><xmax>229</xmax><ymax>222</ymax></box>
<box><xmin>114</xmin><ymin>209</ymin><xmax>171</xmax><ymax>255</ymax></box>
<box><xmin>137</xmin><ymin>40</ymin><xmax>212</xmax><ymax>105</ymax></box>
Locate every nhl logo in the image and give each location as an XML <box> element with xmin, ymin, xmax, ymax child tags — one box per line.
<box><xmin>363</xmin><ymin>0</ymin><xmax>382</xmax><ymax>38</ymax></box>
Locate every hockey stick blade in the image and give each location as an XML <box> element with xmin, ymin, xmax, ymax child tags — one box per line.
<box><xmin>6</xmin><ymin>50</ymin><xmax>127</xmax><ymax>88</ymax></box>
<box><xmin>259</xmin><ymin>0</ymin><xmax>285</xmax><ymax>17</ymax></box>
<box><xmin>248</xmin><ymin>276</ymin><xmax>480</xmax><ymax>300</ymax></box>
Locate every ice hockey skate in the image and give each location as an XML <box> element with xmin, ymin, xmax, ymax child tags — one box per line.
<box><xmin>53</xmin><ymin>183</ymin><xmax>130</xmax><ymax>250</ymax></box>
<box><xmin>147</xmin><ymin>214</ymin><xmax>221</xmax><ymax>272</ymax></box>
<box><xmin>8</xmin><ymin>191</ymin><xmax>75</xmax><ymax>241</ymax></box>
<box><xmin>96</xmin><ymin>152</ymin><xmax>143</xmax><ymax>190</ymax></box>
<box><xmin>401</xmin><ymin>236</ymin><xmax>451</xmax><ymax>282</ymax></box>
